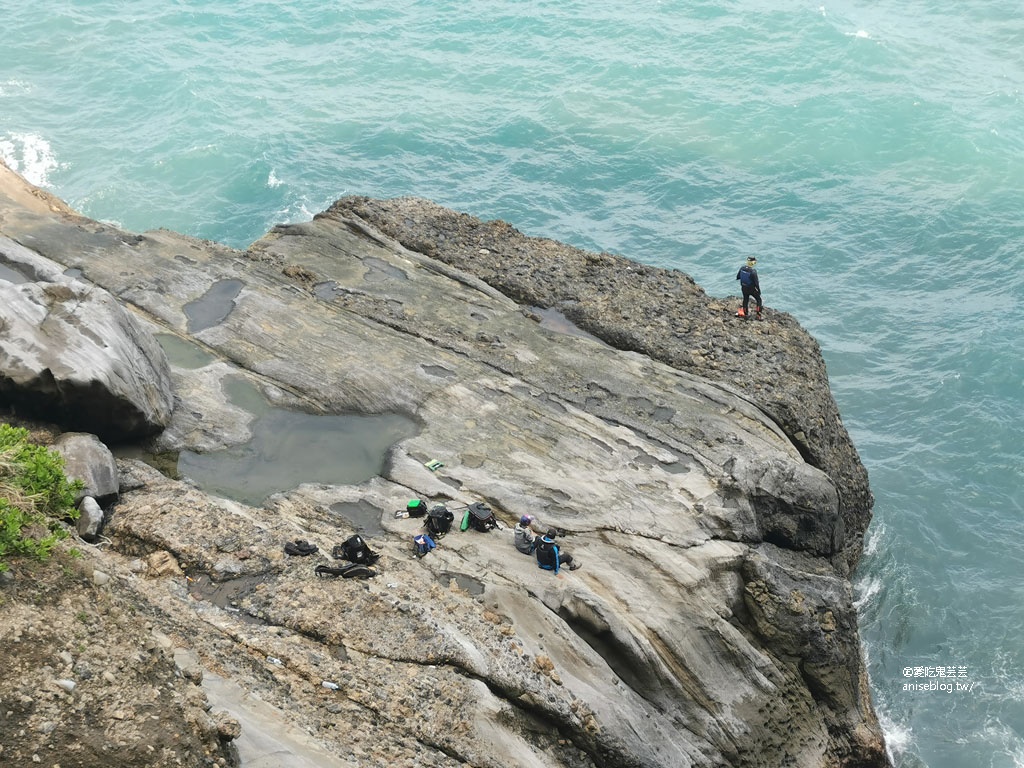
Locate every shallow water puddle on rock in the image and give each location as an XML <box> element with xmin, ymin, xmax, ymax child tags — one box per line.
<box><xmin>363</xmin><ymin>256</ymin><xmax>408</xmax><ymax>282</ymax></box>
<box><xmin>436</xmin><ymin>571</ymin><xmax>485</xmax><ymax>596</ymax></box>
<box><xmin>529</xmin><ymin>306</ymin><xmax>605</xmax><ymax>343</ymax></box>
<box><xmin>155</xmin><ymin>333</ymin><xmax>218</xmax><ymax>369</ymax></box>
<box><xmin>187</xmin><ymin>573</ymin><xmax>267</xmax><ymax>624</ymax></box>
<box><xmin>0</xmin><ymin>262</ymin><xmax>30</xmax><ymax>283</ymax></box>
<box><xmin>313</xmin><ymin>281</ymin><xmax>344</xmax><ymax>301</ymax></box>
<box><xmin>177</xmin><ymin>376</ymin><xmax>418</xmax><ymax>506</ymax></box>
<box><xmin>632</xmin><ymin>450</ymin><xmax>690</xmax><ymax>474</ymax></box>
<box><xmin>329</xmin><ymin>500</ymin><xmax>386</xmax><ymax>536</ymax></box>
<box><xmin>184</xmin><ymin>278</ymin><xmax>244</xmax><ymax>333</ymax></box>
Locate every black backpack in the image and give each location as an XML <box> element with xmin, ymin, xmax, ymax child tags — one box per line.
<box><xmin>467</xmin><ymin>502</ymin><xmax>498</xmax><ymax>532</ymax></box>
<box><xmin>407</xmin><ymin>498</ymin><xmax>429</xmax><ymax>518</ymax></box>
<box><xmin>425</xmin><ymin>504</ymin><xmax>455</xmax><ymax>537</ymax></box>
<box><xmin>334</xmin><ymin>534</ymin><xmax>380</xmax><ymax>565</ymax></box>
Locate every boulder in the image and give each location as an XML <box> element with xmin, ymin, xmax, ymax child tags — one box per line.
<box><xmin>53</xmin><ymin>431</ymin><xmax>120</xmax><ymax>506</ymax></box>
<box><xmin>0</xmin><ymin>279</ymin><xmax>174</xmax><ymax>442</ymax></box>
<box><xmin>76</xmin><ymin>496</ymin><xmax>105</xmax><ymax>542</ymax></box>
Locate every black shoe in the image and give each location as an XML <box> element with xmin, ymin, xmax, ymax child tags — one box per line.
<box><xmin>568</xmin><ymin>561</ymin><xmax>582</xmax><ymax>571</ymax></box>
<box><xmin>285</xmin><ymin>540</ymin><xmax>318</xmax><ymax>556</ymax></box>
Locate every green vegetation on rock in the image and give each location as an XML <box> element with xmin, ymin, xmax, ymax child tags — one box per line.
<box><xmin>0</xmin><ymin>424</ymin><xmax>82</xmax><ymax>571</ymax></box>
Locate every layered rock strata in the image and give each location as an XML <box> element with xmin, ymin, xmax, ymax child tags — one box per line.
<box><xmin>0</xmin><ymin>162</ymin><xmax>889</xmax><ymax>768</ymax></box>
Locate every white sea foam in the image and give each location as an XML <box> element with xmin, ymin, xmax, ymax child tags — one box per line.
<box><xmin>979</xmin><ymin>721</ymin><xmax>1024</xmax><ymax>767</ymax></box>
<box><xmin>296</xmin><ymin>201</ymin><xmax>316</xmax><ymax>221</ymax></box>
<box><xmin>0</xmin><ymin>132</ymin><xmax>59</xmax><ymax>187</ymax></box>
<box><xmin>0</xmin><ymin>79</ymin><xmax>32</xmax><ymax>97</ymax></box>
<box><xmin>267</xmin><ymin>169</ymin><xmax>283</xmax><ymax>188</ymax></box>
<box><xmin>853</xmin><ymin>576</ymin><xmax>882</xmax><ymax>611</ymax></box>
<box><xmin>863</xmin><ymin>520</ymin><xmax>885</xmax><ymax>557</ymax></box>
<box><xmin>877</xmin><ymin>710</ymin><xmax>914</xmax><ymax>764</ymax></box>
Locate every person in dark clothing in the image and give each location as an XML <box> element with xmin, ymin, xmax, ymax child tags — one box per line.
<box><xmin>736</xmin><ymin>256</ymin><xmax>763</xmax><ymax>319</ymax></box>
<box><xmin>535</xmin><ymin>529</ymin><xmax>581</xmax><ymax>572</ymax></box>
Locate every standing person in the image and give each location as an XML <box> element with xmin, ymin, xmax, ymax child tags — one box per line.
<box><xmin>514</xmin><ymin>514</ymin><xmax>540</xmax><ymax>555</ymax></box>
<box><xmin>536</xmin><ymin>529</ymin><xmax>581</xmax><ymax>572</ymax></box>
<box><xmin>736</xmin><ymin>256</ymin><xmax>763</xmax><ymax>320</ymax></box>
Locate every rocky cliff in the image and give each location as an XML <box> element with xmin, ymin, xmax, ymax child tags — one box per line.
<box><xmin>0</xmin><ymin>161</ymin><xmax>889</xmax><ymax>768</ymax></box>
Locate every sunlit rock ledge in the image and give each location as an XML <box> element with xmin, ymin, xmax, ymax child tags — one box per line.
<box><xmin>0</xmin><ymin>161</ymin><xmax>889</xmax><ymax>768</ymax></box>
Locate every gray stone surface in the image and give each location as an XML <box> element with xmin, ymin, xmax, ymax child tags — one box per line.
<box><xmin>76</xmin><ymin>495</ymin><xmax>105</xmax><ymax>542</ymax></box>
<box><xmin>0</xmin><ymin>250</ymin><xmax>174</xmax><ymax>441</ymax></box>
<box><xmin>54</xmin><ymin>431</ymin><xmax>120</xmax><ymax>506</ymax></box>
<box><xmin>0</xmin><ymin>160</ymin><xmax>889</xmax><ymax>767</ymax></box>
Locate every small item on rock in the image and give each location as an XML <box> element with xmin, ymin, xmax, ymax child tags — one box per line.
<box><xmin>425</xmin><ymin>504</ymin><xmax>455</xmax><ymax>538</ymax></box>
<box><xmin>284</xmin><ymin>539</ymin><xmax>318</xmax><ymax>556</ymax></box>
<box><xmin>424</xmin><ymin>459</ymin><xmax>444</xmax><ymax>471</ymax></box>
<box><xmin>466</xmin><ymin>502</ymin><xmax>498</xmax><ymax>532</ymax></box>
<box><xmin>332</xmin><ymin>535</ymin><xmax>380</xmax><ymax>565</ymax></box>
<box><xmin>413</xmin><ymin>533</ymin><xmax>436</xmax><ymax>558</ymax></box>
<box><xmin>315</xmin><ymin>563</ymin><xmax>376</xmax><ymax>579</ymax></box>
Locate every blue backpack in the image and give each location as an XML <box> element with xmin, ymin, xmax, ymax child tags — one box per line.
<box><xmin>739</xmin><ymin>265</ymin><xmax>756</xmax><ymax>288</ymax></box>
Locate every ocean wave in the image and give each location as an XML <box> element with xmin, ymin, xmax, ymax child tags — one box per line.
<box><xmin>0</xmin><ymin>132</ymin><xmax>59</xmax><ymax>187</ymax></box>
<box><xmin>0</xmin><ymin>79</ymin><xmax>32</xmax><ymax>97</ymax></box>
<box><xmin>878</xmin><ymin>711</ymin><xmax>915</xmax><ymax>765</ymax></box>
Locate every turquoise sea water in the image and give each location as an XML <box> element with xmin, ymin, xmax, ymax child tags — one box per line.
<box><xmin>3</xmin><ymin>2</ymin><xmax>1023</xmax><ymax>765</ymax></box>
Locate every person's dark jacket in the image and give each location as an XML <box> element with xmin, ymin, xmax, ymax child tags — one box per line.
<box><xmin>535</xmin><ymin>535</ymin><xmax>562</xmax><ymax>573</ymax></box>
<box><xmin>737</xmin><ymin>265</ymin><xmax>760</xmax><ymax>292</ymax></box>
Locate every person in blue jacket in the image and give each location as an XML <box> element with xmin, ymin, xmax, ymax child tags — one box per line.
<box><xmin>736</xmin><ymin>256</ymin><xmax>763</xmax><ymax>319</ymax></box>
<box><xmin>535</xmin><ymin>529</ymin><xmax>581</xmax><ymax>572</ymax></box>
<box><xmin>413</xmin><ymin>533</ymin><xmax>436</xmax><ymax>558</ymax></box>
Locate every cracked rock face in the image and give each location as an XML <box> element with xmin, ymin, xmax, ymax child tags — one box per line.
<box><xmin>0</xmin><ymin>162</ymin><xmax>888</xmax><ymax>768</ymax></box>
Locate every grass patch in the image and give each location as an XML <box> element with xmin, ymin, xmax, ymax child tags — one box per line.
<box><xmin>0</xmin><ymin>423</ymin><xmax>83</xmax><ymax>572</ymax></box>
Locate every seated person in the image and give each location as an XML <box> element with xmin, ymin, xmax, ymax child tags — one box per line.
<box><xmin>535</xmin><ymin>529</ymin><xmax>581</xmax><ymax>572</ymax></box>
<box><xmin>514</xmin><ymin>514</ymin><xmax>539</xmax><ymax>554</ymax></box>
<box><xmin>413</xmin><ymin>533</ymin><xmax>436</xmax><ymax>558</ymax></box>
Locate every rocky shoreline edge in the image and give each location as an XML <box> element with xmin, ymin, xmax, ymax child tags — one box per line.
<box><xmin>0</xmin><ymin>161</ymin><xmax>889</xmax><ymax>768</ymax></box>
